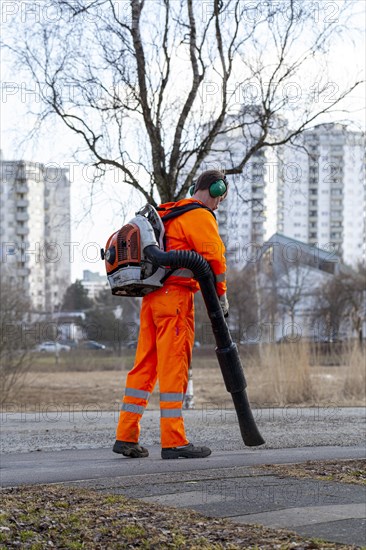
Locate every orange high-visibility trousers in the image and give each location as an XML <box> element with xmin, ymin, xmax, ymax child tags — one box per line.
<box><xmin>116</xmin><ymin>285</ymin><xmax>195</xmax><ymax>448</ymax></box>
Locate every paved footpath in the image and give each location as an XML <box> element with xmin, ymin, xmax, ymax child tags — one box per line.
<box><xmin>1</xmin><ymin>407</ymin><xmax>365</xmax><ymax>546</ymax></box>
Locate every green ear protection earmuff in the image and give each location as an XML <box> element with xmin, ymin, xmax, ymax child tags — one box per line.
<box><xmin>189</xmin><ymin>177</ymin><xmax>227</xmax><ymax>198</ymax></box>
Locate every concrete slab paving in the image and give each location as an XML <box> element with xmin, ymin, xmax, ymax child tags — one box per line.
<box><xmin>234</xmin><ymin>503</ymin><xmax>366</xmax><ymax>528</ymax></box>
<box><xmin>295</xmin><ymin>519</ymin><xmax>366</xmax><ymax>548</ymax></box>
<box><xmin>131</xmin><ymin>474</ymin><xmax>366</xmax><ymax>546</ymax></box>
<box><xmin>141</xmin><ymin>490</ymin><xmax>236</xmax><ymax>507</ymax></box>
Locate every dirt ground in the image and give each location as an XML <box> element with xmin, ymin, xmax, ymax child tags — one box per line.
<box><xmin>5</xmin><ymin>348</ymin><xmax>365</xmax><ymax>411</ymax></box>
<box><xmin>6</xmin><ymin>361</ymin><xmax>225</xmax><ymax>411</ymax></box>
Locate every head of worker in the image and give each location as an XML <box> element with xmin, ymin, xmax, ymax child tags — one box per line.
<box><xmin>190</xmin><ymin>170</ymin><xmax>228</xmax><ymax>211</ymax></box>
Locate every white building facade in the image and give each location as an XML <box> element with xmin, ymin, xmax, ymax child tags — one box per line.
<box><xmin>213</xmin><ymin>123</ymin><xmax>365</xmax><ymax>269</ymax></box>
<box><xmin>0</xmin><ymin>156</ymin><xmax>71</xmax><ymax>312</ymax></box>
<box><xmin>81</xmin><ymin>269</ymin><xmax>109</xmax><ymax>300</ymax></box>
<box><xmin>279</xmin><ymin>124</ymin><xmax>365</xmax><ymax>268</ymax></box>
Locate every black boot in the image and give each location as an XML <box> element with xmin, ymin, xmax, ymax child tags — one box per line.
<box><xmin>161</xmin><ymin>443</ymin><xmax>211</xmax><ymax>459</ymax></box>
<box><xmin>113</xmin><ymin>440</ymin><xmax>149</xmax><ymax>458</ymax></box>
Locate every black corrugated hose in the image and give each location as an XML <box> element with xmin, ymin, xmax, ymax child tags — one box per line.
<box><xmin>144</xmin><ymin>246</ymin><xmax>265</xmax><ymax>447</ymax></box>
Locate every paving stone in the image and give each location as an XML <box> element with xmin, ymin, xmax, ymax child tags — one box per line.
<box><xmin>296</xmin><ymin>518</ymin><xmax>366</xmax><ymax>547</ymax></box>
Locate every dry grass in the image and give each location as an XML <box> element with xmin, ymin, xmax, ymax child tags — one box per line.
<box><xmin>259</xmin><ymin>459</ymin><xmax>366</xmax><ymax>486</ymax></box>
<box><xmin>245</xmin><ymin>342</ymin><xmax>365</xmax><ymax>408</ymax></box>
<box><xmin>246</xmin><ymin>343</ymin><xmax>314</xmax><ymax>406</ymax></box>
<box><xmin>343</xmin><ymin>343</ymin><xmax>366</xmax><ymax>402</ymax></box>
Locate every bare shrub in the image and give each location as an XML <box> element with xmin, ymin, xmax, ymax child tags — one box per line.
<box><xmin>0</xmin><ymin>279</ymin><xmax>32</xmax><ymax>404</ymax></box>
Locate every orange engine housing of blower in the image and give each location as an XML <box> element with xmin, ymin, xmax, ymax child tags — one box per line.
<box><xmin>104</xmin><ymin>223</ymin><xmax>141</xmax><ymax>275</ymax></box>
<box><xmin>102</xmin><ymin>206</ymin><xmax>167</xmax><ymax>297</ymax></box>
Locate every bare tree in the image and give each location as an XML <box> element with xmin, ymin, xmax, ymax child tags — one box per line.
<box><xmin>312</xmin><ymin>275</ymin><xmax>349</xmax><ymax>342</ymax></box>
<box><xmin>5</xmin><ymin>0</ymin><xmax>363</xmax><ymax>203</ymax></box>
<box><xmin>275</xmin><ymin>261</ymin><xmax>312</xmax><ymax>334</ymax></box>
<box><xmin>227</xmin><ymin>266</ymin><xmax>258</xmax><ymax>342</ymax></box>
<box><xmin>256</xmin><ymin>246</ymin><xmax>314</xmax><ymax>340</ymax></box>
<box><xmin>0</xmin><ymin>279</ymin><xmax>32</xmax><ymax>404</ymax></box>
<box><xmin>313</xmin><ymin>262</ymin><xmax>366</xmax><ymax>343</ymax></box>
<box><xmin>341</xmin><ymin>263</ymin><xmax>366</xmax><ymax>343</ymax></box>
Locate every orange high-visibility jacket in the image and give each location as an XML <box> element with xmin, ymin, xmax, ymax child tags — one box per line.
<box><xmin>158</xmin><ymin>198</ymin><xmax>227</xmax><ymax>296</ymax></box>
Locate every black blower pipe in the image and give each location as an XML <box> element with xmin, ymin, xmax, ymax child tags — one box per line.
<box><xmin>145</xmin><ymin>245</ymin><xmax>265</xmax><ymax>447</ymax></box>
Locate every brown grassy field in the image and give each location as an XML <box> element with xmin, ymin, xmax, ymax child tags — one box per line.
<box><xmin>4</xmin><ymin>343</ymin><xmax>365</xmax><ymax>411</ymax></box>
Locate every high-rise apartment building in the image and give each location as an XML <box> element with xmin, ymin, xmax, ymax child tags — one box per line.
<box><xmin>279</xmin><ymin>124</ymin><xmax>365</xmax><ymax>267</ymax></box>
<box><xmin>214</xmin><ymin>123</ymin><xmax>365</xmax><ymax>269</ymax></box>
<box><xmin>0</xmin><ymin>155</ymin><xmax>71</xmax><ymax>311</ymax></box>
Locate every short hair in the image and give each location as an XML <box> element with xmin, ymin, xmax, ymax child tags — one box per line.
<box><xmin>194</xmin><ymin>170</ymin><xmax>226</xmax><ymax>192</ymax></box>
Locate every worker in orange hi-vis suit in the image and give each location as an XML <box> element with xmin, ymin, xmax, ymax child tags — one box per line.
<box><xmin>113</xmin><ymin>170</ymin><xmax>229</xmax><ymax>460</ymax></box>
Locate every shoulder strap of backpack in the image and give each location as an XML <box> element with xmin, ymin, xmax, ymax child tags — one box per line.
<box><xmin>157</xmin><ymin>202</ymin><xmax>216</xmax><ymax>223</ymax></box>
<box><xmin>156</xmin><ymin>202</ymin><xmax>216</xmax><ymax>285</ymax></box>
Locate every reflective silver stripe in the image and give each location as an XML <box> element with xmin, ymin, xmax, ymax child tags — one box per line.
<box><xmin>215</xmin><ymin>272</ymin><xmax>226</xmax><ymax>282</ymax></box>
<box><xmin>160</xmin><ymin>392</ymin><xmax>184</xmax><ymax>402</ymax></box>
<box><xmin>172</xmin><ymin>268</ymin><xmax>194</xmax><ymax>278</ymax></box>
<box><xmin>125</xmin><ymin>387</ymin><xmax>150</xmax><ymax>400</ymax></box>
<box><xmin>160</xmin><ymin>409</ymin><xmax>182</xmax><ymax>418</ymax></box>
<box><xmin>121</xmin><ymin>403</ymin><xmax>145</xmax><ymax>415</ymax></box>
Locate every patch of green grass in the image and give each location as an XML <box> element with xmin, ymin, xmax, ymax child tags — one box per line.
<box><xmin>0</xmin><ymin>532</ymin><xmax>11</xmax><ymax>544</ymax></box>
<box><xmin>171</xmin><ymin>531</ymin><xmax>187</xmax><ymax>546</ymax></box>
<box><xmin>20</xmin><ymin>530</ymin><xmax>35</xmax><ymax>541</ymax></box>
<box><xmin>119</xmin><ymin>523</ymin><xmax>145</xmax><ymax>539</ymax></box>
<box><xmin>54</xmin><ymin>500</ymin><xmax>70</xmax><ymax>509</ymax></box>
<box><xmin>349</xmin><ymin>469</ymin><xmax>365</xmax><ymax>479</ymax></box>
<box><xmin>104</xmin><ymin>495</ymin><xmax>121</xmax><ymax>504</ymax></box>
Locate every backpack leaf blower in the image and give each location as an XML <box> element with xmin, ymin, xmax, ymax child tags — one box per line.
<box><xmin>102</xmin><ymin>205</ymin><xmax>265</xmax><ymax>447</ymax></box>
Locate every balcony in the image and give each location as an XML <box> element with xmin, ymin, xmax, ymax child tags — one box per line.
<box><xmin>16</xmin><ymin>226</ymin><xmax>28</xmax><ymax>235</ymax></box>
<box><xmin>16</xmin><ymin>198</ymin><xmax>29</xmax><ymax>208</ymax></box>
<box><xmin>16</xmin><ymin>212</ymin><xmax>29</xmax><ymax>222</ymax></box>
<box><xmin>17</xmin><ymin>267</ymin><xmax>29</xmax><ymax>277</ymax></box>
<box><xmin>331</xmin><ymin>213</ymin><xmax>343</xmax><ymax>222</ymax></box>
<box><xmin>15</xmin><ymin>183</ymin><xmax>28</xmax><ymax>194</ymax></box>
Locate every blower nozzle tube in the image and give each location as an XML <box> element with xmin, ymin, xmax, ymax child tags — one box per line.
<box><xmin>145</xmin><ymin>245</ymin><xmax>265</xmax><ymax>447</ymax></box>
